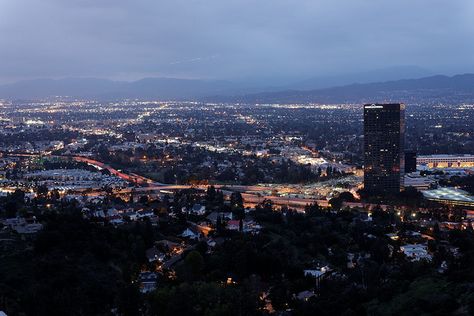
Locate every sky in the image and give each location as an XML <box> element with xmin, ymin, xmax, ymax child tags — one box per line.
<box><xmin>0</xmin><ymin>0</ymin><xmax>474</xmax><ymax>84</ymax></box>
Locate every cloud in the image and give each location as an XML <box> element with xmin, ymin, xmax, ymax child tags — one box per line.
<box><xmin>0</xmin><ymin>0</ymin><xmax>473</xmax><ymax>83</ymax></box>
<box><xmin>170</xmin><ymin>55</ymin><xmax>219</xmax><ymax>65</ymax></box>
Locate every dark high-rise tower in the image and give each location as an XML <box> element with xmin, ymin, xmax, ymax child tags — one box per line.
<box><xmin>364</xmin><ymin>103</ymin><xmax>405</xmax><ymax>195</ymax></box>
<box><xmin>404</xmin><ymin>151</ymin><xmax>417</xmax><ymax>173</ymax></box>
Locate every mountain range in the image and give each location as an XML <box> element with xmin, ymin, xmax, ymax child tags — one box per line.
<box><xmin>210</xmin><ymin>73</ymin><xmax>474</xmax><ymax>104</ymax></box>
<box><xmin>1</xmin><ymin>71</ymin><xmax>474</xmax><ymax>104</ymax></box>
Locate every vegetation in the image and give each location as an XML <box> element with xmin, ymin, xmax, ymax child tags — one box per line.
<box><xmin>1</xmin><ymin>186</ymin><xmax>474</xmax><ymax>315</ymax></box>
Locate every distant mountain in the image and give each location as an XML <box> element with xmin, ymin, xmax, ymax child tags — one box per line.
<box><xmin>288</xmin><ymin>66</ymin><xmax>433</xmax><ymax>90</ymax></box>
<box><xmin>0</xmin><ymin>66</ymin><xmax>435</xmax><ymax>100</ymax></box>
<box><xmin>0</xmin><ymin>77</ymin><xmax>257</xmax><ymax>100</ymax></box>
<box><xmin>208</xmin><ymin>74</ymin><xmax>474</xmax><ymax>104</ymax></box>
<box><xmin>1</xmin><ymin>72</ymin><xmax>473</xmax><ymax>103</ymax></box>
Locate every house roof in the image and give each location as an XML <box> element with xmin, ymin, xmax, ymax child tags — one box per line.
<box><xmin>192</xmin><ymin>204</ymin><xmax>205</xmax><ymax>211</ymax></box>
<box><xmin>206</xmin><ymin>211</ymin><xmax>232</xmax><ymax>222</ymax></box>
<box><xmin>206</xmin><ymin>212</ymin><xmax>220</xmax><ymax>222</ymax></box>
<box><xmin>423</xmin><ymin>187</ymin><xmax>474</xmax><ymax>205</ymax></box>
<box><xmin>183</xmin><ymin>226</ymin><xmax>200</xmax><ymax>235</ymax></box>
<box><xmin>146</xmin><ymin>247</ymin><xmax>163</xmax><ymax>259</ymax></box>
<box><xmin>296</xmin><ymin>290</ymin><xmax>315</xmax><ymax>300</ymax></box>
<box><xmin>139</xmin><ymin>272</ymin><xmax>158</xmax><ymax>281</ymax></box>
<box><xmin>227</xmin><ymin>220</ymin><xmax>241</xmax><ymax>226</ymax></box>
<box><xmin>156</xmin><ymin>239</ymin><xmax>180</xmax><ymax>249</ymax></box>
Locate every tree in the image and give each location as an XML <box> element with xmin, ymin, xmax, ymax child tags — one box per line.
<box><xmin>138</xmin><ymin>195</ymin><xmax>149</xmax><ymax>204</ymax></box>
<box><xmin>183</xmin><ymin>251</ymin><xmax>204</xmax><ymax>279</ymax></box>
<box><xmin>36</xmin><ymin>184</ymin><xmax>49</xmax><ymax>198</ymax></box>
<box><xmin>305</xmin><ymin>202</ymin><xmax>321</xmax><ymax>216</ymax></box>
<box><xmin>50</xmin><ymin>189</ymin><xmax>61</xmax><ymax>201</ymax></box>
<box><xmin>433</xmin><ymin>222</ymin><xmax>441</xmax><ymax>240</ymax></box>
<box><xmin>143</xmin><ymin>218</ymin><xmax>154</xmax><ymax>247</ymax></box>
<box><xmin>10</xmin><ymin>189</ymin><xmax>25</xmax><ymax>204</ymax></box>
<box><xmin>329</xmin><ymin>197</ymin><xmax>343</xmax><ymax>211</ymax></box>
<box><xmin>215</xmin><ymin>214</ymin><xmax>222</xmax><ymax>232</ymax></box>
<box><xmin>339</xmin><ymin>191</ymin><xmax>356</xmax><ymax>202</ymax></box>
<box><xmin>206</xmin><ymin>185</ymin><xmax>217</xmax><ymax>202</ymax></box>
<box><xmin>216</xmin><ymin>190</ymin><xmax>224</xmax><ymax>207</ymax></box>
<box><xmin>231</xmin><ymin>192</ymin><xmax>244</xmax><ymax>209</ymax></box>
<box><xmin>398</xmin><ymin>186</ymin><xmax>423</xmax><ymax>206</ymax></box>
<box><xmin>231</xmin><ymin>192</ymin><xmax>245</xmax><ymax>220</ymax></box>
<box><xmin>117</xmin><ymin>285</ymin><xmax>141</xmax><ymax>316</ymax></box>
<box><xmin>5</xmin><ymin>201</ymin><xmax>18</xmax><ymax>218</ymax></box>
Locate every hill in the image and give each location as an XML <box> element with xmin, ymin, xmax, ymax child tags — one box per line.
<box><xmin>207</xmin><ymin>74</ymin><xmax>474</xmax><ymax>104</ymax></box>
<box><xmin>1</xmin><ymin>73</ymin><xmax>474</xmax><ymax>103</ymax></box>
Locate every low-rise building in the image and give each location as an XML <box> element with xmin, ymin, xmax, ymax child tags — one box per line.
<box><xmin>423</xmin><ymin>187</ymin><xmax>474</xmax><ymax>209</ymax></box>
<box><xmin>417</xmin><ymin>154</ymin><xmax>474</xmax><ymax>169</ymax></box>
<box><xmin>400</xmin><ymin>244</ymin><xmax>432</xmax><ymax>261</ymax></box>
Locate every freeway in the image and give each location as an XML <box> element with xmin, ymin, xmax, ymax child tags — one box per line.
<box><xmin>2</xmin><ymin>152</ymin><xmax>329</xmax><ymax>210</ymax></box>
<box><xmin>72</xmin><ymin>156</ymin><xmax>159</xmax><ymax>185</ymax></box>
<box><xmin>1</xmin><ymin>152</ymin><xmax>159</xmax><ymax>186</ymax></box>
<box><xmin>114</xmin><ymin>185</ymin><xmax>328</xmax><ymax>210</ymax></box>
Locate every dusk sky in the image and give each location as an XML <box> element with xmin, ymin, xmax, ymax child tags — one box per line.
<box><xmin>1</xmin><ymin>0</ymin><xmax>474</xmax><ymax>84</ymax></box>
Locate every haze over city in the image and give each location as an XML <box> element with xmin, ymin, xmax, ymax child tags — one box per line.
<box><xmin>1</xmin><ymin>0</ymin><xmax>474</xmax><ymax>85</ymax></box>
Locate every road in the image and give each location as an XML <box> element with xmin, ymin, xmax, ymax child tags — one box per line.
<box><xmin>3</xmin><ymin>152</ymin><xmax>329</xmax><ymax>210</ymax></box>
<box><xmin>1</xmin><ymin>152</ymin><xmax>159</xmax><ymax>185</ymax></box>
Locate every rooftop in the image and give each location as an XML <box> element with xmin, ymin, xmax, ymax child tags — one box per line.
<box><xmin>418</xmin><ymin>154</ymin><xmax>474</xmax><ymax>159</ymax></box>
<box><xmin>423</xmin><ymin>187</ymin><xmax>474</xmax><ymax>205</ymax></box>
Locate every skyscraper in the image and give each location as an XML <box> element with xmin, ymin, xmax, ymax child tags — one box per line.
<box><xmin>404</xmin><ymin>151</ymin><xmax>417</xmax><ymax>173</ymax></box>
<box><xmin>364</xmin><ymin>103</ymin><xmax>405</xmax><ymax>195</ymax></box>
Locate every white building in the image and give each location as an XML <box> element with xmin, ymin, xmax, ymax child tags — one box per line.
<box><xmin>400</xmin><ymin>244</ymin><xmax>432</xmax><ymax>261</ymax></box>
<box><xmin>417</xmin><ymin>154</ymin><xmax>474</xmax><ymax>169</ymax></box>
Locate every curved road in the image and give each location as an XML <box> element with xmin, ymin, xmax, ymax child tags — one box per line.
<box><xmin>4</xmin><ymin>152</ymin><xmax>329</xmax><ymax>210</ymax></box>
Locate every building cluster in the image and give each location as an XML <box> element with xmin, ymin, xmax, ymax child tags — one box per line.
<box><xmin>363</xmin><ymin>103</ymin><xmax>474</xmax><ymax>209</ymax></box>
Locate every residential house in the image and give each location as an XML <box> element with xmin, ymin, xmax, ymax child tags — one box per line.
<box><xmin>183</xmin><ymin>204</ymin><xmax>206</xmax><ymax>216</ymax></box>
<box><xmin>138</xmin><ymin>272</ymin><xmax>158</xmax><ymax>293</ymax></box>
<box><xmin>206</xmin><ymin>211</ymin><xmax>233</xmax><ymax>224</ymax></box>
<box><xmin>180</xmin><ymin>226</ymin><xmax>202</xmax><ymax>240</ymax></box>
<box><xmin>401</xmin><ymin>244</ymin><xmax>432</xmax><ymax>261</ymax></box>
<box><xmin>146</xmin><ymin>246</ymin><xmax>166</xmax><ymax>263</ymax></box>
